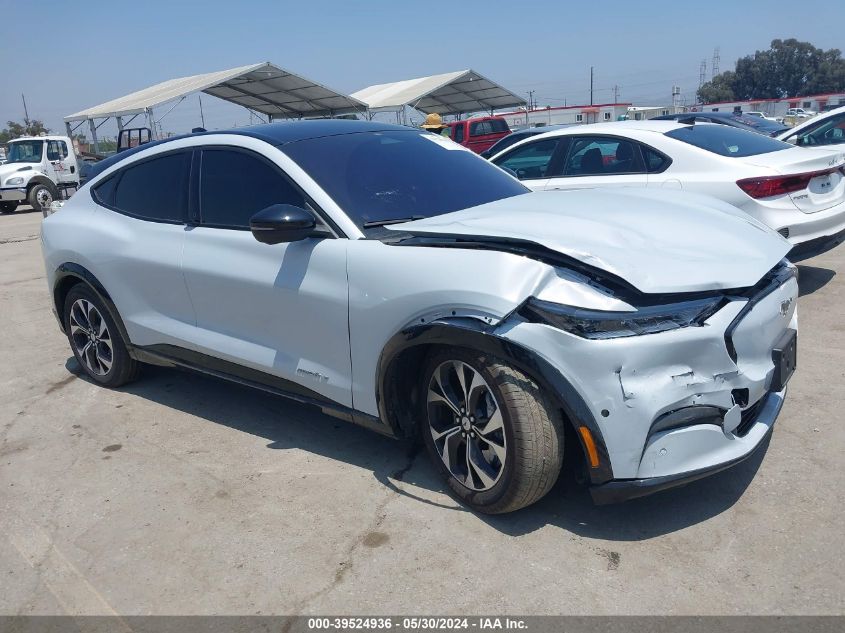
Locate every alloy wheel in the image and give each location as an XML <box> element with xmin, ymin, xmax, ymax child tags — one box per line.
<box><xmin>426</xmin><ymin>360</ymin><xmax>507</xmax><ymax>491</ymax></box>
<box><xmin>69</xmin><ymin>299</ymin><xmax>113</xmax><ymax>376</ymax></box>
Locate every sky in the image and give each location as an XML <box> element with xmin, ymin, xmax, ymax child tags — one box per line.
<box><xmin>1</xmin><ymin>0</ymin><xmax>843</xmax><ymax>140</ymax></box>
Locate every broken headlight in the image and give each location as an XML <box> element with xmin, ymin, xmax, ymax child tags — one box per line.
<box><xmin>520</xmin><ymin>296</ymin><xmax>725</xmax><ymax>340</ymax></box>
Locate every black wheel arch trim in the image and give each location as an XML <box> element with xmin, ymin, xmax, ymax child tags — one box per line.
<box><xmin>52</xmin><ymin>263</ymin><xmax>131</xmax><ymax>345</ymax></box>
<box><xmin>376</xmin><ymin>319</ymin><xmax>614</xmax><ymax>484</ymax></box>
<box><xmin>27</xmin><ymin>175</ymin><xmax>60</xmax><ymax>195</ymax></box>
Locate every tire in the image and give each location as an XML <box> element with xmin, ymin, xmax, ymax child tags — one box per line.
<box><xmin>0</xmin><ymin>202</ymin><xmax>17</xmax><ymax>214</ymax></box>
<box><xmin>421</xmin><ymin>348</ymin><xmax>564</xmax><ymax>514</ymax></box>
<box><xmin>27</xmin><ymin>182</ymin><xmax>56</xmax><ymax>212</ymax></box>
<box><xmin>63</xmin><ymin>284</ymin><xmax>139</xmax><ymax>387</ymax></box>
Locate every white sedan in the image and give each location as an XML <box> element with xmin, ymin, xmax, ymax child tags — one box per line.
<box><xmin>490</xmin><ymin>120</ymin><xmax>845</xmax><ymax>260</ymax></box>
<box><xmin>777</xmin><ymin>105</ymin><xmax>845</xmax><ymax>148</ymax></box>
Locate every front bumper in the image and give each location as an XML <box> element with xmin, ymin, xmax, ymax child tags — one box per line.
<box><xmin>501</xmin><ymin>265</ymin><xmax>798</xmax><ymax>500</ymax></box>
<box><xmin>0</xmin><ymin>187</ymin><xmax>26</xmax><ymax>202</ymax></box>
<box><xmin>589</xmin><ymin>388</ymin><xmax>783</xmax><ymax>504</ymax></box>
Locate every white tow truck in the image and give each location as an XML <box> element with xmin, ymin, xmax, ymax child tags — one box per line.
<box><xmin>0</xmin><ymin>135</ymin><xmax>79</xmax><ymax>213</ymax></box>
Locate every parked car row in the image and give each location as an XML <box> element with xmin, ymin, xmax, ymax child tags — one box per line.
<box><xmin>40</xmin><ymin>118</ymin><xmax>813</xmax><ymax>515</ymax></box>
<box><xmin>488</xmin><ymin>120</ymin><xmax>845</xmax><ymax>260</ymax></box>
<box><xmin>653</xmin><ymin>111</ymin><xmax>789</xmax><ymax>136</ymax></box>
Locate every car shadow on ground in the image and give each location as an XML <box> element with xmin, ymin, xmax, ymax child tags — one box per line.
<box><xmin>1</xmin><ymin>205</ymin><xmax>39</xmax><ymax>215</ymax></box>
<box><xmin>797</xmin><ymin>264</ymin><xmax>836</xmax><ymax>297</ymax></box>
<box><xmin>64</xmin><ymin>357</ymin><xmax>768</xmax><ymax>541</ymax></box>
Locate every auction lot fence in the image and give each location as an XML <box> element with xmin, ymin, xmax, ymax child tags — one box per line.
<box><xmin>0</xmin><ymin>617</ymin><xmax>842</xmax><ymax>633</ymax></box>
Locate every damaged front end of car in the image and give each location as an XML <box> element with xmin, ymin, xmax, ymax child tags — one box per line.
<box><xmin>498</xmin><ymin>260</ymin><xmax>798</xmax><ymax>503</ymax></box>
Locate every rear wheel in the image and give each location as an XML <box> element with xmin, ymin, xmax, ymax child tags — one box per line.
<box><xmin>0</xmin><ymin>202</ymin><xmax>17</xmax><ymax>213</ymax></box>
<box><xmin>63</xmin><ymin>285</ymin><xmax>139</xmax><ymax>387</ymax></box>
<box><xmin>421</xmin><ymin>349</ymin><xmax>564</xmax><ymax>514</ymax></box>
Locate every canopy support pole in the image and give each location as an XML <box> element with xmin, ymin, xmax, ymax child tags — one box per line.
<box><xmin>146</xmin><ymin>108</ymin><xmax>156</xmax><ymax>140</ymax></box>
<box><xmin>88</xmin><ymin>119</ymin><xmax>100</xmax><ymax>155</ymax></box>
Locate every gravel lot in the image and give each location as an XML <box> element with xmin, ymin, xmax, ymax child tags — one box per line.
<box><xmin>1</xmin><ymin>207</ymin><xmax>843</xmax><ymax>616</ymax></box>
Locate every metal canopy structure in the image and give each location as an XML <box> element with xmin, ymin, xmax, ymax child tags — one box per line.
<box><xmin>351</xmin><ymin>69</ymin><xmax>526</xmax><ymax>116</ymax></box>
<box><xmin>64</xmin><ymin>62</ymin><xmax>368</xmax><ymax>153</ymax></box>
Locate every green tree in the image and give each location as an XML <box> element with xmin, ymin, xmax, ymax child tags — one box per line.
<box><xmin>697</xmin><ymin>71</ymin><xmax>736</xmax><ymax>103</ymax></box>
<box><xmin>697</xmin><ymin>39</ymin><xmax>845</xmax><ymax>103</ymax></box>
<box><xmin>0</xmin><ymin>119</ymin><xmax>51</xmax><ymax>143</ymax></box>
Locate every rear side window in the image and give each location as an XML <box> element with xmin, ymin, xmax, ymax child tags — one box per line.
<box><xmin>469</xmin><ymin>120</ymin><xmax>491</xmax><ymax>136</ymax></box>
<box><xmin>666</xmin><ymin>125</ymin><xmax>790</xmax><ymax>158</ymax></box>
<box><xmin>92</xmin><ymin>176</ymin><xmax>117</xmax><ymax>206</ymax></box>
<box><xmin>564</xmin><ymin>137</ymin><xmax>644</xmax><ymax>176</ymax></box>
<box><xmin>111</xmin><ymin>152</ymin><xmax>190</xmax><ymax>222</ymax></box>
<box><xmin>642</xmin><ymin>147</ymin><xmax>670</xmax><ymax>172</ymax></box>
<box><xmin>469</xmin><ymin>119</ymin><xmax>507</xmax><ymax>137</ymax></box>
<box><xmin>199</xmin><ymin>149</ymin><xmax>305</xmax><ymax>229</ymax></box>
<box><xmin>452</xmin><ymin>124</ymin><xmax>465</xmax><ymax>143</ymax></box>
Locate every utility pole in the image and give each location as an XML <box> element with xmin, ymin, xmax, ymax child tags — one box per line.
<box><xmin>699</xmin><ymin>59</ymin><xmax>707</xmax><ymax>88</ymax></box>
<box><xmin>527</xmin><ymin>90</ymin><xmax>535</xmax><ymax>111</ymax></box>
<box><xmin>21</xmin><ymin>94</ymin><xmax>30</xmax><ymax>126</ymax></box>
<box><xmin>613</xmin><ymin>84</ymin><xmax>619</xmax><ymax>103</ymax></box>
<box><xmin>712</xmin><ymin>47</ymin><xmax>720</xmax><ymax>78</ymax></box>
<box><xmin>590</xmin><ymin>67</ymin><xmax>594</xmax><ymax>106</ymax></box>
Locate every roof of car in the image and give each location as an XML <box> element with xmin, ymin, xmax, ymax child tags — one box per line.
<box><xmin>84</xmin><ymin>120</ymin><xmax>415</xmax><ymax>181</ymax></box>
<box><xmin>232</xmin><ymin>119</ymin><xmax>411</xmax><ymax>144</ymax></box>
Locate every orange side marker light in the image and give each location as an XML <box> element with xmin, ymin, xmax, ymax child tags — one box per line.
<box><xmin>578</xmin><ymin>426</ymin><xmax>600</xmax><ymax>468</ymax></box>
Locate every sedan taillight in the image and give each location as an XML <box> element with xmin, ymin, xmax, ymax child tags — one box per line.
<box><xmin>737</xmin><ymin>166</ymin><xmax>842</xmax><ymax>199</ymax></box>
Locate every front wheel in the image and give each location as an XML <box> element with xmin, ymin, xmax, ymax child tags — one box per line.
<box><xmin>421</xmin><ymin>349</ymin><xmax>564</xmax><ymax>514</ymax></box>
<box><xmin>27</xmin><ymin>183</ymin><xmax>56</xmax><ymax>213</ymax></box>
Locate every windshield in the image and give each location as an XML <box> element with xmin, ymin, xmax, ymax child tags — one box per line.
<box><xmin>665</xmin><ymin>124</ymin><xmax>791</xmax><ymax>158</ymax></box>
<box><xmin>7</xmin><ymin>140</ymin><xmax>43</xmax><ymax>163</ymax></box>
<box><xmin>283</xmin><ymin>129</ymin><xmax>528</xmax><ymax>230</ymax></box>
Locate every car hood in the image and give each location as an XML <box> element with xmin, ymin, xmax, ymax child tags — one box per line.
<box><xmin>387</xmin><ymin>188</ymin><xmax>791</xmax><ymax>294</ymax></box>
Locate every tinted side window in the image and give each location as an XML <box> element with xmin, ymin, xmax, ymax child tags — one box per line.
<box><xmin>47</xmin><ymin>141</ymin><xmax>64</xmax><ymax>161</ymax></box>
<box><xmin>564</xmin><ymin>137</ymin><xmax>644</xmax><ymax>176</ymax></box>
<box><xmin>642</xmin><ymin>146</ymin><xmax>670</xmax><ymax>173</ymax></box>
<box><xmin>453</xmin><ymin>124</ymin><xmax>465</xmax><ymax>143</ymax></box>
<box><xmin>470</xmin><ymin>120</ymin><xmax>492</xmax><ymax>137</ymax></box>
<box><xmin>795</xmin><ymin>113</ymin><xmax>845</xmax><ymax>146</ymax></box>
<box><xmin>112</xmin><ymin>152</ymin><xmax>189</xmax><ymax>222</ymax></box>
<box><xmin>489</xmin><ymin>119</ymin><xmax>509</xmax><ymax>134</ymax></box>
<box><xmin>92</xmin><ymin>176</ymin><xmax>117</xmax><ymax>207</ymax></box>
<box><xmin>494</xmin><ymin>139</ymin><xmax>559</xmax><ymax>180</ymax></box>
<box><xmin>200</xmin><ymin>149</ymin><xmax>305</xmax><ymax>229</ymax></box>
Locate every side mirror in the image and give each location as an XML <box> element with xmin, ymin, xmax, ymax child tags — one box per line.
<box><xmin>249</xmin><ymin>204</ymin><xmax>317</xmax><ymax>244</ymax></box>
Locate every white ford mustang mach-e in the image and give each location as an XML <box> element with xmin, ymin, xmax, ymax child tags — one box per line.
<box><xmin>42</xmin><ymin>121</ymin><xmax>798</xmax><ymax>513</ymax></box>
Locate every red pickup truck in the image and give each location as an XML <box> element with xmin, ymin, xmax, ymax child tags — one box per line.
<box><xmin>446</xmin><ymin>116</ymin><xmax>511</xmax><ymax>154</ymax></box>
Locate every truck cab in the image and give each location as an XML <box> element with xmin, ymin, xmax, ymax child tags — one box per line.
<box><xmin>0</xmin><ymin>136</ymin><xmax>79</xmax><ymax>213</ymax></box>
<box><xmin>446</xmin><ymin>116</ymin><xmax>511</xmax><ymax>154</ymax></box>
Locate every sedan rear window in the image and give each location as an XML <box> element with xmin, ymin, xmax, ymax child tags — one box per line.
<box><xmin>665</xmin><ymin>124</ymin><xmax>791</xmax><ymax>158</ymax></box>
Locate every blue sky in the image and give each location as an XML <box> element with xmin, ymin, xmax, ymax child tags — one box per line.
<box><xmin>1</xmin><ymin>0</ymin><xmax>843</xmax><ymax>138</ymax></box>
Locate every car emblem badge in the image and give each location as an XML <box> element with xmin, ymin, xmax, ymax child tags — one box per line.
<box><xmin>780</xmin><ymin>298</ymin><xmax>792</xmax><ymax>317</ymax></box>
